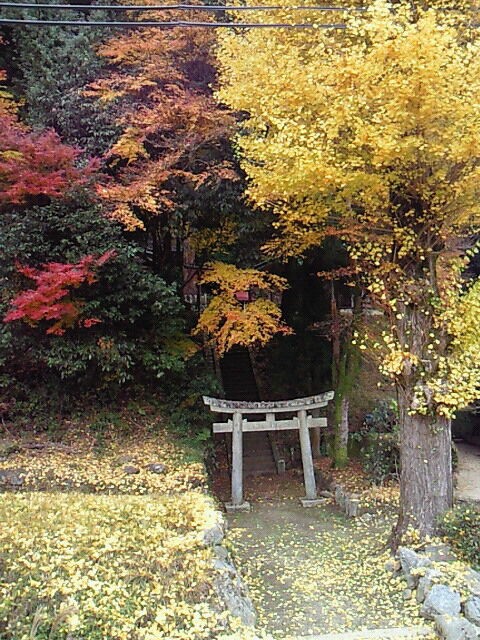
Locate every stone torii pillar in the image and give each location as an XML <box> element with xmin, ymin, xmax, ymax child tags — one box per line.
<box><xmin>204</xmin><ymin>392</ymin><xmax>334</xmax><ymax>511</ymax></box>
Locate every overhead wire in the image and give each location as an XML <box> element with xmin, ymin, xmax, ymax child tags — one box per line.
<box><xmin>0</xmin><ymin>17</ymin><xmax>346</xmax><ymax>25</ymax></box>
<box><xmin>0</xmin><ymin>2</ymin><xmax>476</xmax><ymax>28</ymax></box>
<box><xmin>0</xmin><ymin>3</ymin><xmax>352</xmax><ymax>28</ymax></box>
<box><xmin>0</xmin><ymin>3</ymin><xmax>364</xmax><ymax>10</ymax></box>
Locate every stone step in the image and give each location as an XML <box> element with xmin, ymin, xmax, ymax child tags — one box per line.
<box><xmin>288</xmin><ymin>626</ymin><xmax>434</xmax><ymax>640</ymax></box>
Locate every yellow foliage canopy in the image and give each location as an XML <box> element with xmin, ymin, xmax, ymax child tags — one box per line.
<box><xmin>194</xmin><ymin>262</ymin><xmax>291</xmax><ymax>354</ymax></box>
<box><xmin>217</xmin><ymin>0</ymin><xmax>480</xmax><ymax>416</ymax></box>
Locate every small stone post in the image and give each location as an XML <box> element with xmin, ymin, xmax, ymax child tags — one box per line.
<box><xmin>298</xmin><ymin>409</ymin><xmax>322</xmax><ymax>506</ymax></box>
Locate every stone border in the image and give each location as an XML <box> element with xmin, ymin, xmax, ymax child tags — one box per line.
<box><xmin>394</xmin><ymin>546</ymin><xmax>480</xmax><ymax>639</ymax></box>
<box><xmin>315</xmin><ymin>469</ymin><xmax>362</xmax><ymax>518</ymax></box>
<box><xmin>199</xmin><ymin>496</ymin><xmax>257</xmax><ymax>629</ymax></box>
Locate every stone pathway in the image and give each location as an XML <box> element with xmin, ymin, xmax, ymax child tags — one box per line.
<box><xmin>455</xmin><ymin>441</ymin><xmax>480</xmax><ymax>502</ymax></box>
<box><xmin>226</xmin><ymin>500</ymin><xmax>435</xmax><ymax>639</ymax></box>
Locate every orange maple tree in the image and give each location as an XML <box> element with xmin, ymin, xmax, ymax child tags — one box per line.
<box><xmin>87</xmin><ymin>5</ymin><xmax>236</xmax><ymax>273</ymax></box>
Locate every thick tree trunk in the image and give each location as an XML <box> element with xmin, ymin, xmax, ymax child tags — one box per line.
<box><xmin>394</xmin><ymin>391</ymin><xmax>453</xmax><ymax>545</ymax></box>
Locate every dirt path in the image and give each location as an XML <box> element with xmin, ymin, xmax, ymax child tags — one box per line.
<box><xmin>226</xmin><ymin>500</ymin><xmax>433</xmax><ymax>639</ymax></box>
<box><xmin>455</xmin><ymin>441</ymin><xmax>480</xmax><ymax>502</ymax></box>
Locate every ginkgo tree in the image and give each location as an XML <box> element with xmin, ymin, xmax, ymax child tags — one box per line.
<box><xmin>217</xmin><ymin>0</ymin><xmax>480</xmax><ymax>539</ymax></box>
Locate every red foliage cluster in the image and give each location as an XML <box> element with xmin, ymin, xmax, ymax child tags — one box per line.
<box><xmin>4</xmin><ymin>251</ymin><xmax>115</xmax><ymax>335</ymax></box>
<box><xmin>0</xmin><ymin>114</ymin><xmax>98</xmax><ymax>206</ymax></box>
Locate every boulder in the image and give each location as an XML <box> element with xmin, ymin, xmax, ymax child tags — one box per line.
<box><xmin>214</xmin><ymin>570</ymin><xmax>256</xmax><ymax>627</ymax></box>
<box><xmin>465</xmin><ymin>597</ymin><xmax>480</xmax><ymax>627</ymax></box>
<box><xmin>435</xmin><ymin>614</ymin><xmax>480</xmax><ymax>640</ymax></box>
<box><xmin>417</xmin><ymin>568</ymin><xmax>443</xmax><ymax>603</ymax></box>
<box><xmin>398</xmin><ymin>546</ymin><xmax>432</xmax><ymax>588</ymax></box>
<box><xmin>424</xmin><ymin>543</ymin><xmax>456</xmax><ymax>563</ymax></box>
<box><xmin>214</xmin><ymin>545</ymin><xmax>229</xmax><ymax>562</ymax></box>
<box><xmin>421</xmin><ymin>585</ymin><xmax>461</xmax><ymax>620</ymax></box>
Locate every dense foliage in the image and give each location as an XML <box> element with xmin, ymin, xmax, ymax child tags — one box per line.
<box><xmin>0</xmin><ymin>200</ymin><xmax>189</xmax><ymax>398</ymax></box>
<box><xmin>441</xmin><ymin>505</ymin><xmax>480</xmax><ymax>570</ymax></box>
<box><xmin>356</xmin><ymin>400</ymin><xmax>400</xmax><ymax>485</ymax></box>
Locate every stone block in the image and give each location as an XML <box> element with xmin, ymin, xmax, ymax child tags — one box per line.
<box><xmin>421</xmin><ymin>585</ymin><xmax>461</xmax><ymax>620</ymax></box>
<box><xmin>225</xmin><ymin>502</ymin><xmax>251</xmax><ymax>513</ymax></box>
<box><xmin>300</xmin><ymin>497</ymin><xmax>328</xmax><ymax>508</ymax></box>
<box><xmin>345</xmin><ymin>494</ymin><xmax>360</xmax><ymax>517</ymax></box>
<box><xmin>435</xmin><ymin>614</ymin><xmax>480</xmax><ymax>640</ymax></box>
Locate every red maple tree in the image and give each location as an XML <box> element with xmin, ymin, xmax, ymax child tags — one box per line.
<box><xmin>4</xmin><ymin>251</ymin><xmax>115</xmax><ymax>335</ymax></box>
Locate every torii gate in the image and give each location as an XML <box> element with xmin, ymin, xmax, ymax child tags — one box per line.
<box><xmin>204</xmin><ymin>391</ymin><xmax>334</xmax><ymax>511</ymax></box>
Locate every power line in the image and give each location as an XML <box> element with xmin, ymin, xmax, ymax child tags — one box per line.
<box><xmin>0</xmin><ymin>2</ymin><xmax>363</xmax><ymax>10</ymax></box>
<box><xmin>0</xmin><ymin>16</ymin><xmax>346</xmax><ymax>25</ymax></box>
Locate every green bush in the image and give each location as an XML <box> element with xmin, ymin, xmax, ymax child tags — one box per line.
<box><xmin>0</xmin><ymin>198</ymin><xmax>189</xmax><ymax>408</ymax></box>
<box><xmin>356</xmin><ymin>399</ymin><xmax>400</xmax><ymax>484</ymax></box>
<box><xmin>440</xmin><ymin>504</ymin><xmax>480</xmax><ymax>570</ymax></box>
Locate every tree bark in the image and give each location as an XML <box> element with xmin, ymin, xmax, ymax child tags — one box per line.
<box><xmin>394</xmin><ymin>390</ymin><xmax>453</xmax><ymax>545</ymax></box>
<box><xmin>310</xmin><ymin>425</ymin><xmax>321</xmax><ymax>459</ymax></box>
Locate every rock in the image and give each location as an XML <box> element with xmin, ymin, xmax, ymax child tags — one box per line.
<box><xmin>385</xmin><ymin>557</ymin><xmax>401</xmax><ymax>574</ymax></box>
<box><xmin>421</xmin><ymin>584</ymin><xmax>461</xmax><ymax>620</ymax></box>
<box><xmin>201</xmin><ymin>522</ymin><xmax>225</xmax><ymax>547</ymax></box>
<box><xmin>214</xmin><ymin>570</ymin><xmax>256</xmax><ymax>627</ymax></box>
<box><xmin>123</xmin><ymin>465</ymin><xmax>140</xmax><ymax>475</ymax></box>
<box><xmin>0</xmin><ymin>441</ymin><xmax>21</xmax><ymax>461</ymax></box>
<box><xmin>0</xmin><ymin>468</ymin><xmax>26</xmax><ymax>487</ymax></box>
<box><xmin>117</xmin><ymin>455</ymin><xmax>135</xmax><ymax>464</ymax></box>
<box><xmin>398</xmin><ymin>547</ymin><xmax>432</xmax><ymax>588</ymax></box>
<box><xmin>214</xmin><ymin>545</ymin><xmax>229</xmax><ymax>562</ymax></box>
<box><xmin>319</xmin><ymin>490</ymin><xmax>334</xmax><ymax>499</ymax></box>
<box><xmin>465</xmin><ymin>597</ymin><xmax>480</xmax><ymax>627</ymax></box>
<box><xmin>424</xmin><ymin>543</ymin><xmax>456</xmax><ymax>563</ymax></box>
<box><xmin>435</xmin><ymin>614</ymin><xmax>480</xmax><ymax>640</ymax></box>
<box><xmin>417</xmin><ymin>568</ymin><xmax>443</xmax><ymax>603</ymax></box>
<box><xmin>403</xmin><ymin>588</ymin><xmax>413</xmax><ymax>600</ymax></box>
<box><xmin>466</xmin><ymin>570</ymin><xmax>480</xmax><ymax>598</ymax></box>
<box><xmin>214</xmin><ymin>555</ymin><xmax>236</xmax><ymax>576</ymax></box>
<box><xmin>361</xmin><ymin>512</ymin><xmax>374</xmax><ymax>522</ymax></box>
<box><xmin>147</xmin><ymin>463</ymin><xmax>165</xmax><ymax>474</ymax></box>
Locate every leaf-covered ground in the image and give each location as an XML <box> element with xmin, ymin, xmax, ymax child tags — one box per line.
<box><xmin>226</xmin><ymin>500</ymin><xmax>436</xmax><ymax>639</ymax></box>
<box><xmin>0</xmin><ymin>413</ymin><xmax>243</xmax><ymax>640</ymax></box>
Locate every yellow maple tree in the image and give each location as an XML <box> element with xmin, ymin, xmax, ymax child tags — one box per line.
<box><xmin>194</xmin><ymin>262</ymin><xmax>291</xmax><ymax>355</ymax></box>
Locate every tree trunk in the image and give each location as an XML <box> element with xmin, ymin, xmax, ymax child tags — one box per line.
<box><xmin>310</xmin><ymin>426</ymin><xmax>321</xmax><ymax>459</ymax></box>
<box><xmin>394</xmin><ymin>390</ymin><xmax>453</xmax><ymax>545</ymax></box>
